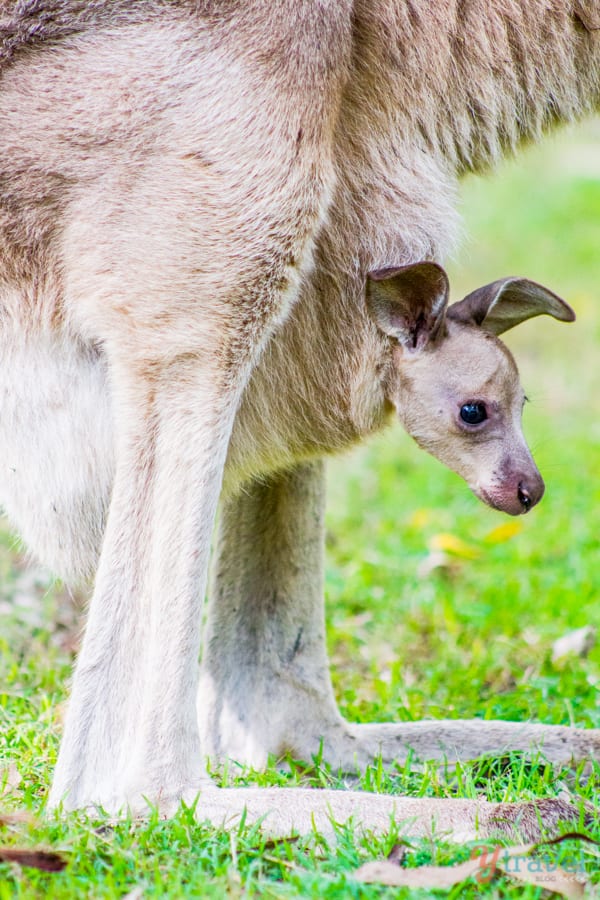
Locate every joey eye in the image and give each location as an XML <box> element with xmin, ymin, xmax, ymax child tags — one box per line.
<box><xmin>460</xmin><ymin>402</ymin><xmax>488</xmax><ymax>425</ymax></box>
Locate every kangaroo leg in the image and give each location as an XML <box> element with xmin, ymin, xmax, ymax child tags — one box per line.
<box><xmin>41</xmin><ymin>3</ymin><xmax>353</xmax><ymax>812</ymax></box>
<box><xmin>196</xmin><ymin>789</ymin><xmax>586</xmax><ymax>843</ymax></box>
<box><xmin>49</xmin><ymin>355</ymin><xmax>244</xmax><ymax>812</ymax></box>
<box><xmin>200</xmin><ymin>460</ymin><xmax>600</xmax><ymax>771</ymax></box>
<box><xmin>49</xmin><ymin>239</ymin><xmax>333</xmax><ymax>813</ymax></box>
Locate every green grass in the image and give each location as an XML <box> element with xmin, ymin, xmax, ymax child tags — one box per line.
<box><xmin>1</xmin><ymin>120</ymin><xmax>600</xmax><ymax>897</ymax></box>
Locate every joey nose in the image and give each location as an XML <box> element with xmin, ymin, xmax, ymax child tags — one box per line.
<box><xmin>477</xmin><ymin>462</ymin><xmax>545</xmax><ymax>516</ymax></box>
<box><xmin>518</xmin><ymin>475</ymin><xmax>544</xmax><ymax>513</ymax></box>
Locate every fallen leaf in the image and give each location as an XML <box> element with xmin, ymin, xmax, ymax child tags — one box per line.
<box><xmin>484</xmin><ymin>521</ymin><xmax>523</xmax><ymax>544</ymax></box>
<box><xmin>0</xmin><ymin>847</ymin><xmax>66</xmax><ymax>872</ymax></box>
<box><xmin>552</xmin><ymin>626</ymin><xmax>596</xmax><ymax>663</ymax></box>
<box><xmin>429</xmin><ymin>533</ymin><xmax>480</xmax><ymax>559</ymax></box>
<box><xmin>355</xmin><ymin>856</ymin><xmax>483</xmax><ymax>889</ymax></box>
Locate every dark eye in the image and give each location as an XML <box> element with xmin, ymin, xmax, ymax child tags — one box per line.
<box><xmin>460</xmin><ymin>402</ymin><xmax>488</xmax><ymax>425</ymax></box>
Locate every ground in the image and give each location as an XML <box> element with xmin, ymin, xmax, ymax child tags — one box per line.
<box><xmin>0</xmin><ymin>121</ymin><xmax>599</xmax><ymax>897</ymax></box>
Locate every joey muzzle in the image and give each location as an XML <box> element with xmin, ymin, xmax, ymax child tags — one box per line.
<box><xmin>478</xmin><ymin>466</ymin><xmax>545</xmax><ymax>516</ymax></box>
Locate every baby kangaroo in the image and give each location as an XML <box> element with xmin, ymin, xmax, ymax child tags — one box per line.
<box><xmin>366</xmin><ymin>262</ymin><xmax>565</xmax><ymax>514</ymax></box>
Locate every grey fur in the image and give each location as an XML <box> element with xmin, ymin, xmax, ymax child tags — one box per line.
<box><xmin>0</xmin><ymin>1</ymin><xmax>598</xmax><ymax>838</ymax></box>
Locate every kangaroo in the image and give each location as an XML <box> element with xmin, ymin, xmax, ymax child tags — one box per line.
<box><xmin>0</xmin><ymin>1</ymin><xmax>598</xmax><ymax>839</ymax></box>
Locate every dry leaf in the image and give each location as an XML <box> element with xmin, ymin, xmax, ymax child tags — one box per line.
<box><xmin>356</xmin><ymin>856</ymin><xmax>484</xmax><ymax>889</ymax></box>
<box><xmin>552</xmin><ymin>626</ymin><xmax>596</xmax><ymax>662</ymax></box>
<box><xmin>0</xmin><ymin>847</ymin><xmax>66</xmax><ymax>872</ymax></box>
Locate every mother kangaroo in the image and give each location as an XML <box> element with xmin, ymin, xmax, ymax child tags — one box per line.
<box><xmin>0</xmin><ymin>1</ymin><xmax>598</xmax><ymax>838</ymax></box>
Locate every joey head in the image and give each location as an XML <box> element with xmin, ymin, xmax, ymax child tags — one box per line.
<box><xmin>367</xmin><ymin>263</ymin><xmax>575</xmax><ymax>515</ymax></box>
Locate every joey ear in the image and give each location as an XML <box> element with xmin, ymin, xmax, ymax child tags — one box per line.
<box><xmin>366</xmin><ymin>262</ymin><xmax>449</xmax><ymax>351</ymax></box>
<box><xmin>447</xmin><ymin>277</ymin><xmax>576</xmax><ymax>335</ymax></box>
